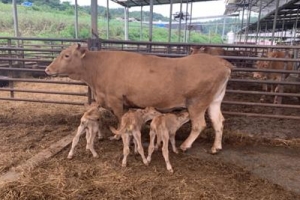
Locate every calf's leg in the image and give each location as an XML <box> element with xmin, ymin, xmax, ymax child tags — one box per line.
<box><xmin>147</xmin><ymin>129</ymin><xmax>156</xmax><ymax>163</ymax></box>
<box><xmin>121</xmin><ymin>134</ymin><xmax>130</xmax><ymax>167</ymax></box>
<box><xmin>132</xmin><ymin>131</ymin><xmax>148</xmax><ymax>166</ymax></box>
<box><xmin>161</xmin><ymin>130</ymin><xmax>173</xmax><ymax>173</ymax></box>
<box><xmin>68</xmin><ymin>121</ymin><xmax>86</xmax><ymax>159</ymax></box>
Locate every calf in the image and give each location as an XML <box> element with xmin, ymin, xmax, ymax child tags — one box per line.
<box><xmin>109</xmin><ymin>107</ymin><xmax>161</xmax><ymax>167</ymax></box>
<box><xmin>147</xmin><ymin>111</ymin><xmax>190</xmax><ymax>173</ymax></box>
<box><xmin>67</xmin><ymin>104</ymin><xmax>106</xmax><ymax>159</ymax></box>
<box><xmin>253</xmin><ymin>51</ymin><xmax>293</xmax><ymax>103</ymax></box>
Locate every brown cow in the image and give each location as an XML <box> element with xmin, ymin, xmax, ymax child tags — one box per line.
<box><xmin>45</xmin><ymin>44</ymin><xmax>232</xmax><ymax>153</ymax></box>
<box><xmin>109</xmin><ymin>107</ymin><xmax>161</xmax><ymax>167</ymax></box>
<box><xmin>190</xmin><ymin>46</ymin><xmax>225</xmax><ymax>56</ymax></box>
<box><xmin>253</xmin><ymin>51</ymin><xmax>293</xmax><ymax>103</ymax></box>
<box><xmin>147</xmin><ymin>111</ymin><xmax>190</xmax><ymax>173</ymax></box>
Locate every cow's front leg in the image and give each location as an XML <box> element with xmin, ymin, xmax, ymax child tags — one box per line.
<box><xmin>107</xmin><ymin>96</ymin><xmax>124</xmax><ymax>140</ymax></box>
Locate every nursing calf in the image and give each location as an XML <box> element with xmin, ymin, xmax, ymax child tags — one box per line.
<box><xmin>109</xmin><ymin>107</ymin><xmax>161</xmax><ymax>167</ymax></box>
<box><xmin>147</xmin><ymin>111</ymin><xmax>190</xmax><ymax>173</ymax></box>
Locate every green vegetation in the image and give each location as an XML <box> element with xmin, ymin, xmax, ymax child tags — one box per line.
<box><xmin>0</xmin><ymin>1</ymin><xmax>228</xmax><ymax>43</ymax></box>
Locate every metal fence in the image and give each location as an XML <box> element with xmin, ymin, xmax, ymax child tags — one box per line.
<box><xmin>1</xmin><ymin>37</ymin><xmax>300</xmax><ymax>120</ymax></box>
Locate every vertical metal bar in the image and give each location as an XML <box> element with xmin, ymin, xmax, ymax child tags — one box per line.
<box><xmin>178</xmin><ymin>0</ymin><xmax>183</xmax><ymax>42</ymax></box>
<box><xmin>149</xmin><ymin>0</ymin><xmax>154</xmax><ymax>42</ymax></box>
<box><xmin>255</xmin><ymin>0</ymin><xmax>262</xmax><ymax>43</ymax></box>
<box><xmin>106</xmin><ymin>0</ymin><xmax>110</xmax><ymax>39</ymax></box>
<box><xmin>293</xmin><ymin>8</ymin><xmax>299</xmax><ymax>46</ymax></box>
<box><xmin>245</xmin><ymin>0</ymin><xmax>252</xmax><ymax>43</ymax></box>
<box><xmin>222</xmin><ymin>18</ymin><xmax>226</xmax><ymax>41</ymax></box>
<box><xmin>91</xmin><ymin>0</ymin><xmax>98</xmax><ymax>38</ymax></box>
<box><xmin>271</xmin><ymin>0</ymin><xmax>280</xmax><ymax>45</ymax></box>
<box><xmin>188</xmin><ymin>1</ymin><xmax>193</xmax><ymax>43</ymax></box>
<box><xmin>184</xmin><ymin>0</ymin><xmax>189</xmax><ymax>43</ymax></box>
<box><xmin>12</xmin><ymin>0</ymin><xmax>19</xmax><ymax>37</ymax></box>
<box><xmin>75</xmin><ymin>0</ymin><xmax>78</xmax><ymax>39</ymax></box>
<box><xmin>8</xmin><ymin>39</ymin><xmax>14</xmax><ymax>98</ymax></box>
<box><xmin>124</xmin><ymin>7</ymin><xmax>129</xmax><ymax>40</ymax></box>
<box><xmin>239</xmin><ymin>4</ymin><xmax>245</xmax><ymax>42</ymax></box>
<box><xmin>168</xmin><ymin>0</ymin><xmax>173</xmax><ymax>43</ymax></box>
<box><xmin>140</xmin><ymin>6</ymin><xmax>143</xmax><ymax>41</ymax></box>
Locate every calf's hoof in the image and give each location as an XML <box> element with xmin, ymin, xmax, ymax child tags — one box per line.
<box><xmin>67</xmin><ymin>155</ymin><xmax>73</xmax><ymax>159</ymax></box>
<box><xmin>109</xmin><ymin>135</ymin><xmax>120</xmax><ymax>141</ymax></box>
<box><xmin>210</xmin><ymin>147</ymin><xmax>222</xmax><ymax>154</ymax></box>
<box><xmin>146</xmin><ymin>157</ymin><xmax>151</xmax><ymax>163</ymax></box>
<box><xmin>180</xmin><ymin>144</ymin><xmax>190</xmax><ymax>152</ymax></box>
<box><xmin>168</xmin><ymin>168</ymin><xmax>174</xmax><ymax>174</ymax></box>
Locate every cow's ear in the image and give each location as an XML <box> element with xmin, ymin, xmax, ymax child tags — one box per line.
<box><xmin>77</xmin><ymin>43</ymin><xmax>81</xmax><ymax>49</ymax></box>
<box><xmin>80</xmin><ymin>48</ymin><xmax>87</xmax><ymax>58</ymax></box>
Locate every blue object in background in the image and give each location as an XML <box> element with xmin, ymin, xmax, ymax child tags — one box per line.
<box><xmin>22</xmin><ymin>1</ymin><xmax>33</xmax><ymax>7</ymax></box>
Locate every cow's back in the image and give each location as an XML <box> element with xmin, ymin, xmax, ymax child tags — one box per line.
<box><xmin>86</xmin><ymin>51</ymin><xmax>232</xmax><ymax>109</ymax></box>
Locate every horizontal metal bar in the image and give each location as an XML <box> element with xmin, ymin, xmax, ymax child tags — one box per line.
<box><xmin>0</xmin><ymin>37</ymin><xmax>86</xmax><ymax>43</ymax></box>
<box><xmin>223</xmin><ymin>100</ymin><xmax>300</xmax><ymax>109</ymax></box>
<box><xmin>0</xmin><ymin>47</ymin><xmax>62</xmax><ymax>52</ymax></box>
<box><xmin>232</xmin><ymin>68</ymin><xmax>300</xmax><ymax>74</ymax></box>
<box><xmin>226</xmin><ymin>89</ymin><xmax>300</xmax><ymax>97</ymax></box>
<box><xmin>0</xmin><ymin>57</ymin><xmax>52</xmax><ymax>62</ymax></box>
<box><xmin>229</xmin><ymin>78</ymin><xmax>300</xmax><ymax>85</ymax></box>
<box><xmin>0</xmin><ymin>77</ymin><xmax>85</xmax><ymax>85</ymax></box>
<box><xmin>0</xmin><ymin>67</ymin><xmax>45</xmax><ymax>72</ymax></box>
<box><xmin>0</xmin><ymin>88</ymin><xmax>87</xmax><ymax>96</ymax></box>
<box><xmin>223</xmin><ymin>111</ymin><xmax>300</xmax><ymax>120</ymax></box>
<box><xmin>0</xmin><ymin>97</ymin><xmax>85</xmax><ymax>105</ymax></box>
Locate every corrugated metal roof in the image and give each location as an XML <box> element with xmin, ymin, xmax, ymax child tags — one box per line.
<box><xmin>111</xmin><ymin>0</ymin><xmax>213</xmax><ymax>7</ymax></box>
<box><xmin>243</xmin><ymin>0</ymin><xmax>300</xmax><ymax>32</ymax></box>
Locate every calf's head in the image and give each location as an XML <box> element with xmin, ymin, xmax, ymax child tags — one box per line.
<box><xmin>141</xmin><ymin>107</ymin><xmax>161</xmax><ymax>122</ymax></box>
<box><xmin>176</xmin><ymin>111</ymin><xmax>190</xmax><ymax>125</ymax></box>
<box><xmin>45</xmin><ymin>43</ymin><xmax>88</xmax><ymax>80</ymax></box>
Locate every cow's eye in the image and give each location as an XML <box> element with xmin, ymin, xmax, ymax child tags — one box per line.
<box><xmin>64</xmin><ymin>54</ymin><xmax>69</xmax><ymax>58</ymax></box>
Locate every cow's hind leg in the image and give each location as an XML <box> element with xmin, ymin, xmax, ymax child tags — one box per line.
<box><xmin>180</xmin><ymin>107</ymin><xmax>206</xmax><ymax>151</ymax></box>
<box><xmin>208</xmin><ymin>101</ymin><xmax>225</xmax><ymax>154</ymax></box>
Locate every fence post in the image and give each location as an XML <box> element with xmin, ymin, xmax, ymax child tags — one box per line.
<box><xmin>8</xmin><ymin>39</ymin><xmax>14</xmax><ymax>98</ymax></box>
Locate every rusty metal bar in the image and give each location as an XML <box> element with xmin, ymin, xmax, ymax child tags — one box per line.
<box><xmin>223</xmin><ymin>100</ymin><xmax>300</xmax><ymax>109</ymax></box>
<box><xmin>226</xmin><ymin>89</ymin><xmax>300</xmax><ymax>97</ymax></box>
<box><xmin>229</xmin><ymin>78</ymin><xmax>300</xmax><ymax>86</ymax></box>
<box><xmin>0</xmin><ymin>77</ymin><xmax>85</xmax><ymax>85</ymax></box>
<box><xmin>223</xmin><ymin>111</ymin><xmax>300</xmax><ymax>120</ymax></box>
<box><xmin>0</xmin><ymin>97</ymin><xmax>84</xmax><ymax>105</ymax></box>
<box><xmin>0</xmin><ymin>88</ymin><xmax>87</xmax><ymax>96</ymax></box>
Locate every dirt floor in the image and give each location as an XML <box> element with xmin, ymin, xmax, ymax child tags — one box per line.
<box><xmin>0</xmin><ymin>81</ymin><xmax>300</xmax><ymax>199</ymax></box>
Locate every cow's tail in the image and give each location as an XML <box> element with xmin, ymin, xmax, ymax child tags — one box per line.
<box><xmin>109</xmin><ymin>126</ymin><xmax>121</xmax><ymax>135</ymax></box>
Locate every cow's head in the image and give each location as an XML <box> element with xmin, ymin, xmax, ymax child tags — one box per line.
<box><xmin>45</xmin><ymin>43</ymin><xmax>88</xmax><ymax>80</ymax></box>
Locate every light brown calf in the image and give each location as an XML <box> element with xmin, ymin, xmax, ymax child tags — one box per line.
<box><xmin>67</xmin><ymin>104</ymin><xmax>106</xmax><ymax>159</ymax></box>
<box><xmin>253</xmin><ymin>51</ymin><xmax>293</xmax><ymax>103</ymax></box>
<box><xmin>109</xmin><ymin>107</ymin><xmax>161</xmax><ymax>167</ymax></box>
<box><xmin>147</xmin><ymin>111</ymin><xmax>190</xmax><ymax>173</ymax></box>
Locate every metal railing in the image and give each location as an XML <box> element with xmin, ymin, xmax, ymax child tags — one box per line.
<box><xmin>1</xmin><ymin>37</ymin><xmax>300</xmax><ymax>120</ymax></box>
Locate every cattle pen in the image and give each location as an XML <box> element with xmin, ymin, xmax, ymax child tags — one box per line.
<box><xmin>1</xmin><ymin>37</ymin><xmax>300</xmax><ymax>199</ymax></box>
